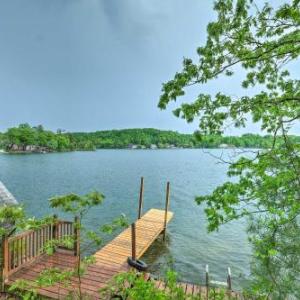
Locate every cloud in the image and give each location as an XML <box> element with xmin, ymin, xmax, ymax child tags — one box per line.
<box><xmin>99</xmin><ymin>0</ymin><xmax>171</xmax><ymax>44</ymax></box>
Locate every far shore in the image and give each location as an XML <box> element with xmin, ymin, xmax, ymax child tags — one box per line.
<box><xmin>0</xmin><ymin>146</ymin><xmax>262</xmax><ymax>155</ymax></box>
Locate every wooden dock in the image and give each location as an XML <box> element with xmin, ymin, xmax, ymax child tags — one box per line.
<box><xmin>94</xmin><ymin>208</ymin><xmax>173</xmax><ymax>265</ymax></box>
<box><xmin>4</xmin><ymin>209</ymin><xmax>174</xmax><ymax>299</ymax></box>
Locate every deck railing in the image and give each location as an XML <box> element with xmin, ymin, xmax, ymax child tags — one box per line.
<box><xmin>2</xmin><ymin>218</ymin><xmax>77</xmax><ymax>281</ymax></box>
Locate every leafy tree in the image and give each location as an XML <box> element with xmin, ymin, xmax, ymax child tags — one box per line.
<box><xmin>48</xmin><ymin>191</ymin><xmax>106</xmax><ymax>299</ymax></box>
<box><xmin>0</xmin><ymin>124</ymin><xmax>96</xmax><ymax>153</ymax></box>
<box><xmin>158</xmin><ymin>0</ymin><xmax>300</xmax><ymax>298</ymax></box>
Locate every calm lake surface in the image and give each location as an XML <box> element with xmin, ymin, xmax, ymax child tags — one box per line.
<box><xmin>0</xmin><ymin>149</ymin><xmax>251</xmax><ymax>289</ymax></box>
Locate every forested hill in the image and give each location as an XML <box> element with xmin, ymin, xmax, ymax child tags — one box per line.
<box><xmin>71</xmin><ymin>128</ymin><xmax>276</xmax><ymax>149</ymax></box>
<box><xmin>1</xmin><ymin>124</ymin><xmax>299</xmax><ymax>153</ymax></box>
<box><xmin>71</xmin><ymin>129</ymin><xmax>193</xmax><ymax>149</ymax></box>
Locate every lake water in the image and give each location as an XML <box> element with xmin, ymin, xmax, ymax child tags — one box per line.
<box><xmin>0</xmin><ymin>149</ymin><xmax>251</xmax><ymax>289</ymax></box>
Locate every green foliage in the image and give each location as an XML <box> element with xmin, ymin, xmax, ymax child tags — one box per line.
<box><xmin>49</xmin><ymin>191</ymin><xmax>105</xmax><ymax>215</ymax></box>
<box><xmin>44</xmin><ymin>236</ymin><xmax>75</xmax><ymax>255</ymax></box>
<box><xmin>36</xmin><ymin>268</ymin><xmax>74</xmax><ymax>287</ymax></box>
<box><xmin>100</xmin><ymin>270</ymin><xmax>229</xmax><ymax>300</ymax></box>
<box><xmin>8</xmin><ymin>279</ymin><xmax>38</xmax><ymax>300</ymax></box>
<box><xmin>101</xmin><ymin>214</ymin><xmax>128</xmax><ymax>234</ymax></box>
<box><xmin>8</xmin><ymin>268</ymin><xmax>74</xmax><ymax>299</ymax></box>
<box><xmin>0</xmin><ymin>205</ymin><xmax>25</xmax><ymax>236</ymax></box>
<box><xmin>158</xmin><ymin>0</ymin><xmax>300</xmax><ymax>298</ymax></box>
<box><xmin>0</xmin><ymin>205</ymin><xmax>54</xmax><ymax>236</ymax></box>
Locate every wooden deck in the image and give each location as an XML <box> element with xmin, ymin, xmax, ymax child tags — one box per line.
<box><xmin>3</xmin><ymin>208</ymin><xmax>243</xmax><ymax>299</ymax></box>
<box><xmin>5</xmin><ymin>209</ymin><xmax>174</xmax><ymax>299</ymax></box>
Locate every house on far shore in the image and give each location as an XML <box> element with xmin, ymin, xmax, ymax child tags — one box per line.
<box><xmin>150</xmin><ymin>144</ymin><xmax>158</xmax><ymax>149</ymax></box>
<box><xmin>218</xmin><ymin>143</ymin><xmax>235</xmax><ymax>149</ymax></box>
<box><xmin>127</xmin><ymin>144</ymin><xmax>138</xmax><ymax>149</ymax></box>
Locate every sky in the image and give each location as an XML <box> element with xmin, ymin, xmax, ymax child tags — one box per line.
<box><xmin>0</xmin><ymin>0</ymin><xmax>298</xmax><ymax>135</ymax></box>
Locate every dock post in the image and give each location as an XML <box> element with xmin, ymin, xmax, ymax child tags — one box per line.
<box><xmin>227</xmin><ymin>267</ymin><xmax>232</xmax><ymax>294</ymax></box>
<box><xmin>163</xmin><ymin>182</ymin><xmax>170</xmax><ymax>241</ymax></box>
<box><xmin>131</xmin><ymin>223</ymin><xmax>136</xmax><ymax>261</ymax></box>
<box><xmin>227</xmin><ymin>267</ymin><xmax>232</xmax><ymax>289</ymax></box>
<box><xmin>74</xmin><ymin>216</ymin><xmax>80</xmax><ymax>257</ymax></box>
<box><xmin>138</xmin><ymin>177</ymin><xmax>144</xmax><ymax>219</ymax></box>
<box><xmin>205</xmin><ymin>264</ymin><xmax>209</xmax><ymax>300</ymax></box>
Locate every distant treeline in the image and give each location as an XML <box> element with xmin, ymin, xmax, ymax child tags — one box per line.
<box><xmin>0</xmin><ymin>124</ymin><xmax>299</xmax><ymax>153</ymax></box>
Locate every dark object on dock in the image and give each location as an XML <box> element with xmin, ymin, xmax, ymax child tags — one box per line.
<box><xmin>111</xmin><ymin>295</ymin><xmax>124</xmax><ymax>300</ymax></box>
<box><xmin>127</xmin><ymin>257</ymin><xmax>148</xmax><ymax>272</ymax></box>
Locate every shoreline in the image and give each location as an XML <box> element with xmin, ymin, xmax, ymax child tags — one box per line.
<box><xmin>0</xmin><ymin>147</ymin><xmax>261</xmax><ymax>155</ymax></box>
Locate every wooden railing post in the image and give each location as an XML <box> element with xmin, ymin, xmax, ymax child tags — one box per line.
<box><xmin>205</xmin><ymin>264</ymin><xmax>209</xmax><ymax>300</ymax></box>
<box><xmin>52</xmin><ymin>214</ymin><xmax>58</xmax><ymax>240</ymax></box>
<box><xmin>74</xmin><ymin>216</ymin><xmax>80</xmax><ymax>257</ymax></box>
<box><xmin>131</xmin><ymin>223</ymin><xmax>136</xmax><ymax>261</ymax></box>
<box><xmin>163</xmin><ymin>182</ymin><xmax>170</xmax><ymax>241</ymax></box>
<box><xmin>0</xmin><ymin>235</ymin><xmax>5</xmax><ymax>292</ymax></box>
<box><xmin>138</xmin><ymin>177</ymin><xmax>144</xmax><ymax>219</ymax></box>
<box><xmin>1</xmin><ymin>235</ymin><xmax>9</xmax><ymax>290</ymax></box>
